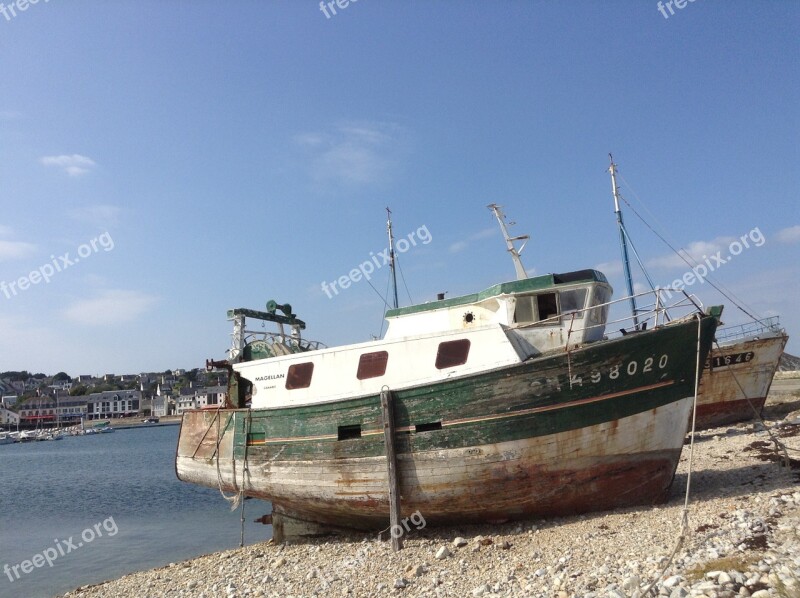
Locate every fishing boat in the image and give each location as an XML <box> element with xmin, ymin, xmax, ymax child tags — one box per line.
<box><xmin>606</xmin><ymin>156</ymin><xmax>789</xmax><ymax>429</ymax></box>
<box><xmin>177</xmin><ymin>209</ymin><xmax>720</xmax><ymax>539</ymax></box>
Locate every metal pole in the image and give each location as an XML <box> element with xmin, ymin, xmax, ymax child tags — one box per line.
<box><xmin>386</xmin><ymin>208</ymin><xmax>399</xmax><ymax>310</ymax></box>
<box><xmin>609</xmin><ymin>155</ymin><xmax>639</xmax><ymax>329</ymax></box>
<box><xmin>488</xmin><ymin>204</ymin><xmax>529</xmax><ymax>281</ymax></box>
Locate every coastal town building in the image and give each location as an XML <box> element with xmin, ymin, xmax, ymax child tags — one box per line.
<box><xmin>152</xmin><ymin>396</ymin><xmax>175</xmax><ymax>417</ymax></box>
<box><xmin>0</xmin><ymin>406</ymin><xmax>20</xmax><ymax>427</ymax></box>
<box><xmin>18</xmin><ymin>397</ymin><xmax>57</xmax><ymax>425</ymax></box>
<box><xmin>175</xmin><ymin>386</ymin><xmax>227</xmax><ymax>414</ymax></box>
<box><xmin>55</xmin><ymin>397</ymin><xmax>88</xmax><ymax>422</ymax></box>
<box><xmin>86</xmin><ymin>390</ymin><xmax>141</xmax><ymax>420</ymax></box>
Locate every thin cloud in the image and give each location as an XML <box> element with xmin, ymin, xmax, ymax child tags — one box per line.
<box><xmin>646</xmin><ymin>237</ymin><xmax>733</xmax><ymax>270</ymax></box>
<box><xmin>449</xmin><ymin>226</ymin><xmax>501</xmax><ymax>254</ymax></box>
<box><xmin>40</xmin><ymin>154</ymin><xmax>97</xmax><ymax>177</ymax></box>
<box><xmin>62</xmin><ymin>290</ymin><xmax>158</xmax><ymax>326</ymax></box>
<box><xmin>776</xmin><ymin>225</ymin><xmax>800</xmax><ymax>245</ymax></box>
<box><xmin>0</xmin><ymin>111</ymin><xmax>22</xmax><ymax>121</ymax></box>
<box><xmin>470</xmin><ymin>226</ymin><xmax>498</xmax><ymax>241</ymax></box>
<box><xmin>294</xmin><ymin>122</ymin><xmax>401</xmax><ymax>187</ymax></box>
<box><xmin>0</xmin><ymin>239</ymin><xmax>37</xmax><ymax>261</ymax></box>
<box><xmin>594</xmin><ymin>260</ymin><xmax>623</xmax><ymax>276</ymax></box>
<box><xmin>69</xmin><ymin>204</ymin><xmax>121</xmax><ymax>227</ymax></box>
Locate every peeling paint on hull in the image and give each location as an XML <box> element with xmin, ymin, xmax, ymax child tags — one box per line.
<box><xmin>177</xmin><ymin>399</ymin><xmax>691</xmax><ymax>529</ymax></box>
<box><xmin>176</xmin><ymin>316</ymin><xmax>716</xmax><ymax>532</ymax></box>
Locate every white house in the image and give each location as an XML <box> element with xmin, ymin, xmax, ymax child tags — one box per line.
<box><xmin>0</xmin><ymin>407</ymin><xmax>20</xmax><ymax>427</ymax></box>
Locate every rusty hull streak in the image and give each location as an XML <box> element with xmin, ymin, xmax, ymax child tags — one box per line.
<box><xmin>176</xmin><ymin>398</ymin><xmax>692</xmax><ymax>532</ymax></box>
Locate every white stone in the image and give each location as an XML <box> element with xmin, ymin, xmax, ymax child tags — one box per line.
<box><xmin>623</xmin><ymin>575</ymin><xmax>641</xmax><ymax>591</ymax></box>
<box><xmin>453</xmin><ymin>537</ymin><xmax>468</xmax><ymax>547</ymax></box>
<box><xmin>663</xmin><ymin>575</ymin><xmax>683</xmax><ymax>588</ymax></box>
<box><xmin>435</xmin><ymin>546</ymin><xmax>451</xmax><ymax>560</ymax></box>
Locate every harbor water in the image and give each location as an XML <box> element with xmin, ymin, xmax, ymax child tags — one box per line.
<box><xmin>0</xmin><ymin>425</ymin><xmax>272</xmax><ymax>598</ymax></box>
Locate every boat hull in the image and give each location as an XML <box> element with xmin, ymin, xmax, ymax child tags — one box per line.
<box><xmin>176</xmin><ymin>315</ymin><xmax>716</xmax><ymax>532</ymax></box>
<box><xmin>695</xmin><ymin>333</ymin><xmax>788</xmax><ymax>429</ymax></box>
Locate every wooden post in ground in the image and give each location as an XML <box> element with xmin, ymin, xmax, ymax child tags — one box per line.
<box><xmin>380</xmin><ymin>387</ymin><xmax>403</xmax><ymax>551</ymax></box>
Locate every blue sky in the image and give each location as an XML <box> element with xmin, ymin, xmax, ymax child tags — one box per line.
<box><xmin>0</xmin><ymin>1</ymin><xmax>797</xmax><ymax>375</ymax></box>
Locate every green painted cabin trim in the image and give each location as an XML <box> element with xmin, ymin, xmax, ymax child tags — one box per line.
<box><xmin>227</xmin><ymin>315</ymin><xmax>715</xmax><ymax>462</ymax></box>
<box><xmin>384</xmin><ymin>269</ymin><xmax>609</xmax><ymax>318</ymax></box>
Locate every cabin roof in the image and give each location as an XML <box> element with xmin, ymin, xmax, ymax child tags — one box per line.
<box><xmin>385</xmin><ymin>269</ymin><xmax>608</xmax><ymax>318</ymax></box>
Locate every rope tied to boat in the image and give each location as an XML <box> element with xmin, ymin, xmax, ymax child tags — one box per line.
<box><xmin>639</xmin><ymin>313</ymin><xmax>703</xmax><ymax>597</ymax></box>
<box><xmin>239</xmin><ymin>409</ymin><xmax>252</xmax><ymax>547</ymax></box>
<box><xmin>711</xmin><ymin>339</ymin><xmax>793</xmax><ymax>466</ymax></box>
<box><xmin>215</xmin><ymin>406</ymin><xmax>242</xmax><ymax>511</ymax></box>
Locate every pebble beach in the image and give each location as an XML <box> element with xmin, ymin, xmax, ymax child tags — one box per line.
<box><xmin>63</xmin><ymin>384</ymin><xmax>800</xmax><ymax>598</ymax></box>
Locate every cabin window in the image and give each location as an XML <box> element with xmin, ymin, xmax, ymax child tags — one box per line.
<box><xmin>356</xmin><ymin>351</ymin><xmax>389</xmax><ymax>380</ymax></box>
<box><xmin>560</xmin><ymin>289</ymin><xmax>587</xmax><ymax>315</ymax></box>
<box><xmin>435</xmin><ymin>339</ymin><xmax>471</xmax><ymax>369</ymax></box>
<box><xmin>285</xmin><ymin>362</ymin><xmax>314</xmax><ymax>390</ymax></box>
<box><xmin>514</xmin><ymin>293</ymin><xmax>561</xmax><ymax>324</ymax></box>
<box><xmin>514</xmin><ymin>296</ymin><xmax>536</xmax><ymax>323</ymax></box>
<box><xmin>589</xmin><ymin>287</ymin><xmax>611</xmax><ymax>324</ymax></box>
<box><xmin>337</xmin><ymin>424</ymin><xmax>361</xmax><ymax>440</ymax></box>
<box><xmin>537</xmin><ymin>293</ymin><xmax>559</xmax><ymax>321</ymax></box>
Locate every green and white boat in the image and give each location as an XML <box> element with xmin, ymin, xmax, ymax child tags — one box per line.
<box><xmin>176</xmin><ymin>210</ymin><xmax>720</xmax><ymax>539</ymax></box>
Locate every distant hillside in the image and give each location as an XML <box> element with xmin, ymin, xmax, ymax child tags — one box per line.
<box><xmin>778</xmin><ymin>352</ymin><xmax>800</xmax><ymax>371</ymax></box>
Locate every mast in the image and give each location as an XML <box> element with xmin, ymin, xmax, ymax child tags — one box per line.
<box><xmin>386</xmin><ymin>207</ymin><xmax>399</xmax><ymax>309</ymax></box>
<box><xmin>487</xmin><ymin>203</ymin><xmax>529</xmax><ymax>281</ymax></box>
<box><xmin>608</xmin><ymin>154</ymin><xmax>639</xmax><ymax>329</ymax></box>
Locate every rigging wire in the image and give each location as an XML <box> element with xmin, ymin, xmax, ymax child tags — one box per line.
<box><xmin>620</xmin><ymin>223</ymin><xmax>660</xmax><ymax>301</ymax></box>
<box><xmin>396</xmin><ymin>256</ymin><xmax>414</xmax><ymax>305</ymax></box>
<box><xmin>376</xmin><ymin>274</ymin><xmax>392</xmax><ymax>339</ymax></box>
<box><xmin>615</xmin><ymin>172</ymin><xmax>766</xmax><ymax>325</ymax></box>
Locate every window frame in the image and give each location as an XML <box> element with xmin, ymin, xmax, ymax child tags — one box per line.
<box><xmin>356</xmin><ymin>351</ymin><xmax>389</xmax><ymax>380</ymax></box>
<box><xmin>435</xmin><ymin>339</ymin><xmax>471</xmax><ymax>370</ymax></box>
<box><xmin>285</xmin><ymin>362</ymin><xmax>315</xmax><ymax>390</ymax></box>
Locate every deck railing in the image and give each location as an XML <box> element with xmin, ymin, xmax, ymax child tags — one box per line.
<box><xmin>713</xmin><ymin>316</ymin><xmax>783</xmax><ymax>344</ymax></box>
<box><xmin>517</xmin><ymin>287</ymin><xmax>706</xmax><ymax>342</ymax></box>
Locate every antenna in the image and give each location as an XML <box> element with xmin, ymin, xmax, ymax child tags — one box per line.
<box><xmin>386</xmin><ymin>207</ymin><xmax>399</xmax><ymax>309</ymax></box>
<box><xmin>487</xmin><ymin>203</ymin><xmax>529</xmax><ymax>281</ymax></box>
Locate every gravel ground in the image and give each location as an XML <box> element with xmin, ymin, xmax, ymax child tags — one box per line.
<box><xmin>62</xmin><ymin>394</ymin><xmax>800</xmax><ymax>598</ymax></box>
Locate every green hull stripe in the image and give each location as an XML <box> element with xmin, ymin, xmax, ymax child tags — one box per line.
<box><xmin>245</xmin><ymin>379</ymin><xmax>675</xmax><ymax>446</ymax></box>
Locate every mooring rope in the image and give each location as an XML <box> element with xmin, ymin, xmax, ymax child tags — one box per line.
<box><xmin>239</xmin><ymin>409</ymin><xmax>252</xmax><ymax>547</ymax></box>
<box><xmin>215</xmin><ymin>407</ymin><xmax>242</xmax><ymax>510</ymax></box>
<box><xmin>639</xmin><ymin>313</ymin><xmax>703</xmax><ymax>597</ymax></box>
<box><xmin>713</xmin><ymin>340</ymin><xmax>793</xmax><ymax>465</ymax></box>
